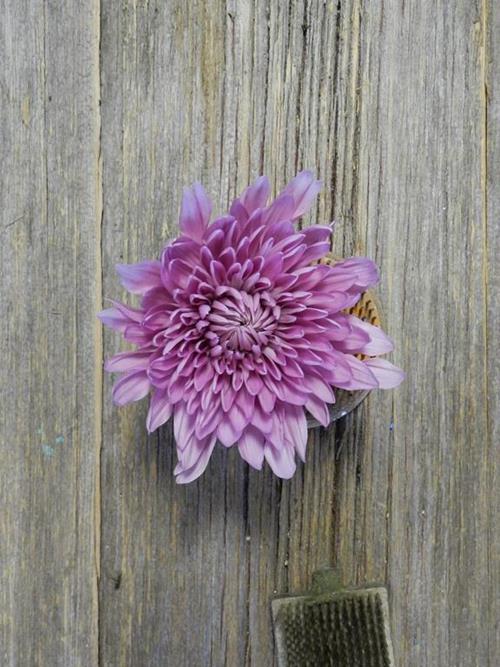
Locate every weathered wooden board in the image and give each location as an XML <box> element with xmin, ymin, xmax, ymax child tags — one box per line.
<box><xmin>98</xmin><ymin>1</ymin><xmax>498</xmax><ymax>665</ymax></box>
<box><xmin>99</xmin><ymin>2</ymin><xmax>351</xmax><ymax>665</ymax></box>
<box><xmin>334</xmin><ymin>3</ymin><xmax>497</xmax><ymax>666</ymax></box>
<box><xmin>0</xmin><ymin>1</ymin><xmax>101</xmax><ymax>665</ymax></box>
<box><xmin>1</xmin><ymin>0</ymin><xmax>498</xmax><ymax>665</ymax></box>
<box><xmin>486</xmin><ymin>1</ymin><xmax>500</xmax><ymax>663</ymax></box>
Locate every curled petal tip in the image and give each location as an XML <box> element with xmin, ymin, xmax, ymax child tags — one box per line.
<box><xmin>179</xmin><ymin>182</ymin><xmax>212</xmax><ymax>241</ymax></box>
<box><xmin>283</xmin><ymin>171</ymin><xmax>322</xmax><ymax>219</ymax></box>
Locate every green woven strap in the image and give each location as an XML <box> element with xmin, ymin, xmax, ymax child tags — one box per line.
<box><xmin>272</xmin><ymin>570</ymin><xmax>394</xmax><ymax>667</ymax></box>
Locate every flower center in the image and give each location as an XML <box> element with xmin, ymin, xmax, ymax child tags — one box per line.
<box><xmin>203</xmin><ymin>290</ymin><xmax>279</xmax><ymax>357</ymax></box>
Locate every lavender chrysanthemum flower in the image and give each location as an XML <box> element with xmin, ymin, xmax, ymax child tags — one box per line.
<box><xmin>99</xmin><ymin>172</ymin><xmax>404</xmax><ymax>483</ymax></box>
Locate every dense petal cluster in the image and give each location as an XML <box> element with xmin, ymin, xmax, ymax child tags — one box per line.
<box><xmin>99</xmin><ymin>173</ymin><xmax>404</xmax><ymax>483</ymax></box>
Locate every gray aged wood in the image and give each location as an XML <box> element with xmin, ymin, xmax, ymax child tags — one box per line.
<box><xmin>0</xmin><ymin>1</ymin><xmax>101</xmax><ymax>665</ymax></box>
<box><xmin>487</xmin><ymin>1</ymin><xmax>500</xmax><ymax>663</ymax></box>
<box><xmin>1</xmin><ymin>1</ymin><xmax>498</xmax><ymax>666</ymax></box>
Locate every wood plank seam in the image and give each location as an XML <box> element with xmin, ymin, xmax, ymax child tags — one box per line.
<box><xmin>93</xmin><ymin>0</ymin><xmax>103</xmax><ymax>664</ymax></box>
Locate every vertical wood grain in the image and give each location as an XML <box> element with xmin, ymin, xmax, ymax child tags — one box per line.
<box><xmin>332</xmin><ymin>2</ymin><xmax>497</xmax><ymax>666</ymax></box>
<box><xmin>1</xmin><ymin>0</ymin><xmax>498</xmax><ymax>665</ymax></box>
<box><xmin>0</xmin><ymin>1</ymin><xmax>101</xmax><ymax>665</ymax></box>
<box><xmin>486</xmin><ymin>0</ymin><xmax>500</xmax><ymax>662</ymax></box>
<box><xmin>99</xmin><ymin>1</ymin><xmax>498</xmax><ymax>666</ymax></box>
<box><xmin>98</xmin><ymin>2</ymin><xmax>350</xmax><ymax>665</ymax></box>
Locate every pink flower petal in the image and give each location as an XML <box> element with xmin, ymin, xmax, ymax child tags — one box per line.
<box><xmin>97</xmin><ymin>308</ymin><xmax>131</xmax><ymax>332</ymax></box>
<box><xmin>303</xmin><ymin>373</ymin><xmax>335</xmax><ymax>403</ymax></box>
<box><xmin>228</xmin><ymin>403</ymin><xmax>249</xmax><ymax>433</ymax></box>
<box><xmin>272</xmin><ymin>377</ymin><xmax>309</xmax><ymax>406</ymax></box>
<box><xmin>168</xmin><ymin>377</ymin><xmax>186</xmax><ymax>403</ymax></box>
<box><xmin>175</xmin><ymin>436</ymin><xmax>216</xmax><ymax>484</ymax></box>
<box><xmin>195</xmin><ymin>402</ymin><xmax>222</xmax><ymax>440</ymax></box>
<box><xmin>283</xmin><ymin>170</ymin><xmax>322</xmax><ymax>219</ymax></box>
<box><xmin>264</xmin><ymin>193</ymin><xmax>295</xmax><ymax>225</ymax></box>
<box><xmin>146</xmin><ymin>389</ymin><xmax>173</xmax><ymax>432</ymax></box>
<box><xmin>245</xmin><ymin>373</ymin><xmax>263</xmax><ymax>396</ymax></box>
<box><xmin>105</xmin><ymin>350</ymin><xmax>151</xmax><ymax>373</ymax></box>
<box><xmin>116</xmin><ymin>261</ymin><xmax>162</xmax><ymax>294</ymax></box>
<box><xmin>338</xmin><ymin>316</ymin><xmax>394</xmax><ymax>355</ymax></box>
<box><xmin>333</xmin><ymin>257</ymin><xmax>379</xmax><ymax>290</ymax></box>
<box><xmin>302</xmin><ymin>225</ymin><xmax>332</xmax><ymax>245</ymax></box>
<box><xmin>174</xmin><ymin>404</ymin><xmax>196</xmax><ymax>447</ymax></box>
<box><xmin>122</xmin><ymin>323</ymin><xmax>153</xmax><ymax>345</ymax></box>
<box><xmin>305</xmin><ymin>291</ymin><xmax>349</xmax><ymax>314</ymax></box>
<box><xmin>264</xmin><ymin>442</ymin><xmax>296</xmax><ymax>479</ymax></box>
<box><xmin>288</xmin><ymin>241</ymin><xmax>331</xmax><ymax>270</ymax></box>
<box><xmin>320</xmin><ymin>352</ymin><xmax>353</xmax><ymax>385</ymax></box>
<box><xmin>141</xmin><ymin>286</ymin><xmax>174</xmax><ymax>310</ymax></box>
<box><xmin>256</xmin><ymin>385</ymin><xmax>276</xmax><ymax>413</ymax></box>
<box><xmin>97</xmin><ymin>301</ymin><xmax>143</xmax><ymax>331</ymax></box>
<box><xmin>194</xmin><ymin>362</ymin><xmax>214</xmax><ymax>391</ymax></box>
<box><xmin>235</xmin><ymin>388</ymin><xmax>255</xmax><ymax>421</ymax></box>
<box><xmin>333</xmin><ymin>354</ymin><xmax>379</xmax><ymax>390</ymax></box>
<box><xmin>168</xmin><ymin>258</ymin><xmax>196</xmax><ymax>289</ymax></box>
<box><xmin>147</xmin><ymin>355</ymin><xmax>178</xmax><ymax>389</ymax></box>
<box><xmin>238</xmin><ymin>426</ymin><xmax>265</xmax><ymax>470</ymax></box>
<box><xmin>179</xmin><ymin>182</ymin><xmax>212</xmax><ymax>241</ymax></box>
<box><xmin>264</xmin><ymin>220</ymin><xmax>296</xmax><ymax>245</ymax></box>
<box><xmin>305</xmin><ymin>395</ymin><xmax>331</xmax><ymax>427</ymax></box>
<box><xmin>363</xmin><ymin>358</ymin><xmax>405</xmax><ymax>389</ymax></box>
<box><xmin>251</xmin><ymin>406</ymin><xmax>273</xmax><ymax>434</ymax></box>
<box><xmin>283</xmin><ymin>406</ymin><xmax>308</xmax><ymax>462</ymax></box>
<box><xmin>282</xmin><ymin>358</ymin><xmax>304</xmax><ymax>379</ymax></box>
<box><xmin>292</xmin><ymin>264</ymin><xmax>330</xmax><ymax>291</ymax></box>
<box><xmin>237</xmin><ymin>175</ymin><xmax>270</xmax><ymax>216</ymax></box>
<box><xmin>266</xmin><ymin>413</ymin><xmax>285</xmax><ymax>449</ymax></box>
<box><xmin>112</xmin><ymin>371</ymin><xmax>150</xmax><ymax>406</ymax></box>
<box><xmin>217</xmin><ymin>418</ymin><xmax>241</xmax><ymax>448</ymax></box>
<box><xmin>261</xmin><ymin>253</ymin><xmax>285</xmax><ymax>281</ymax></box>
<box><xmin>179</xmin><ymin>432</ymin><xmax>206</xmax><ymax>468</ymax></box>
<box><xmin>221</xmin><ymin>381</ymin><xmax>236</xmax><ymax>412</ymax></box>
